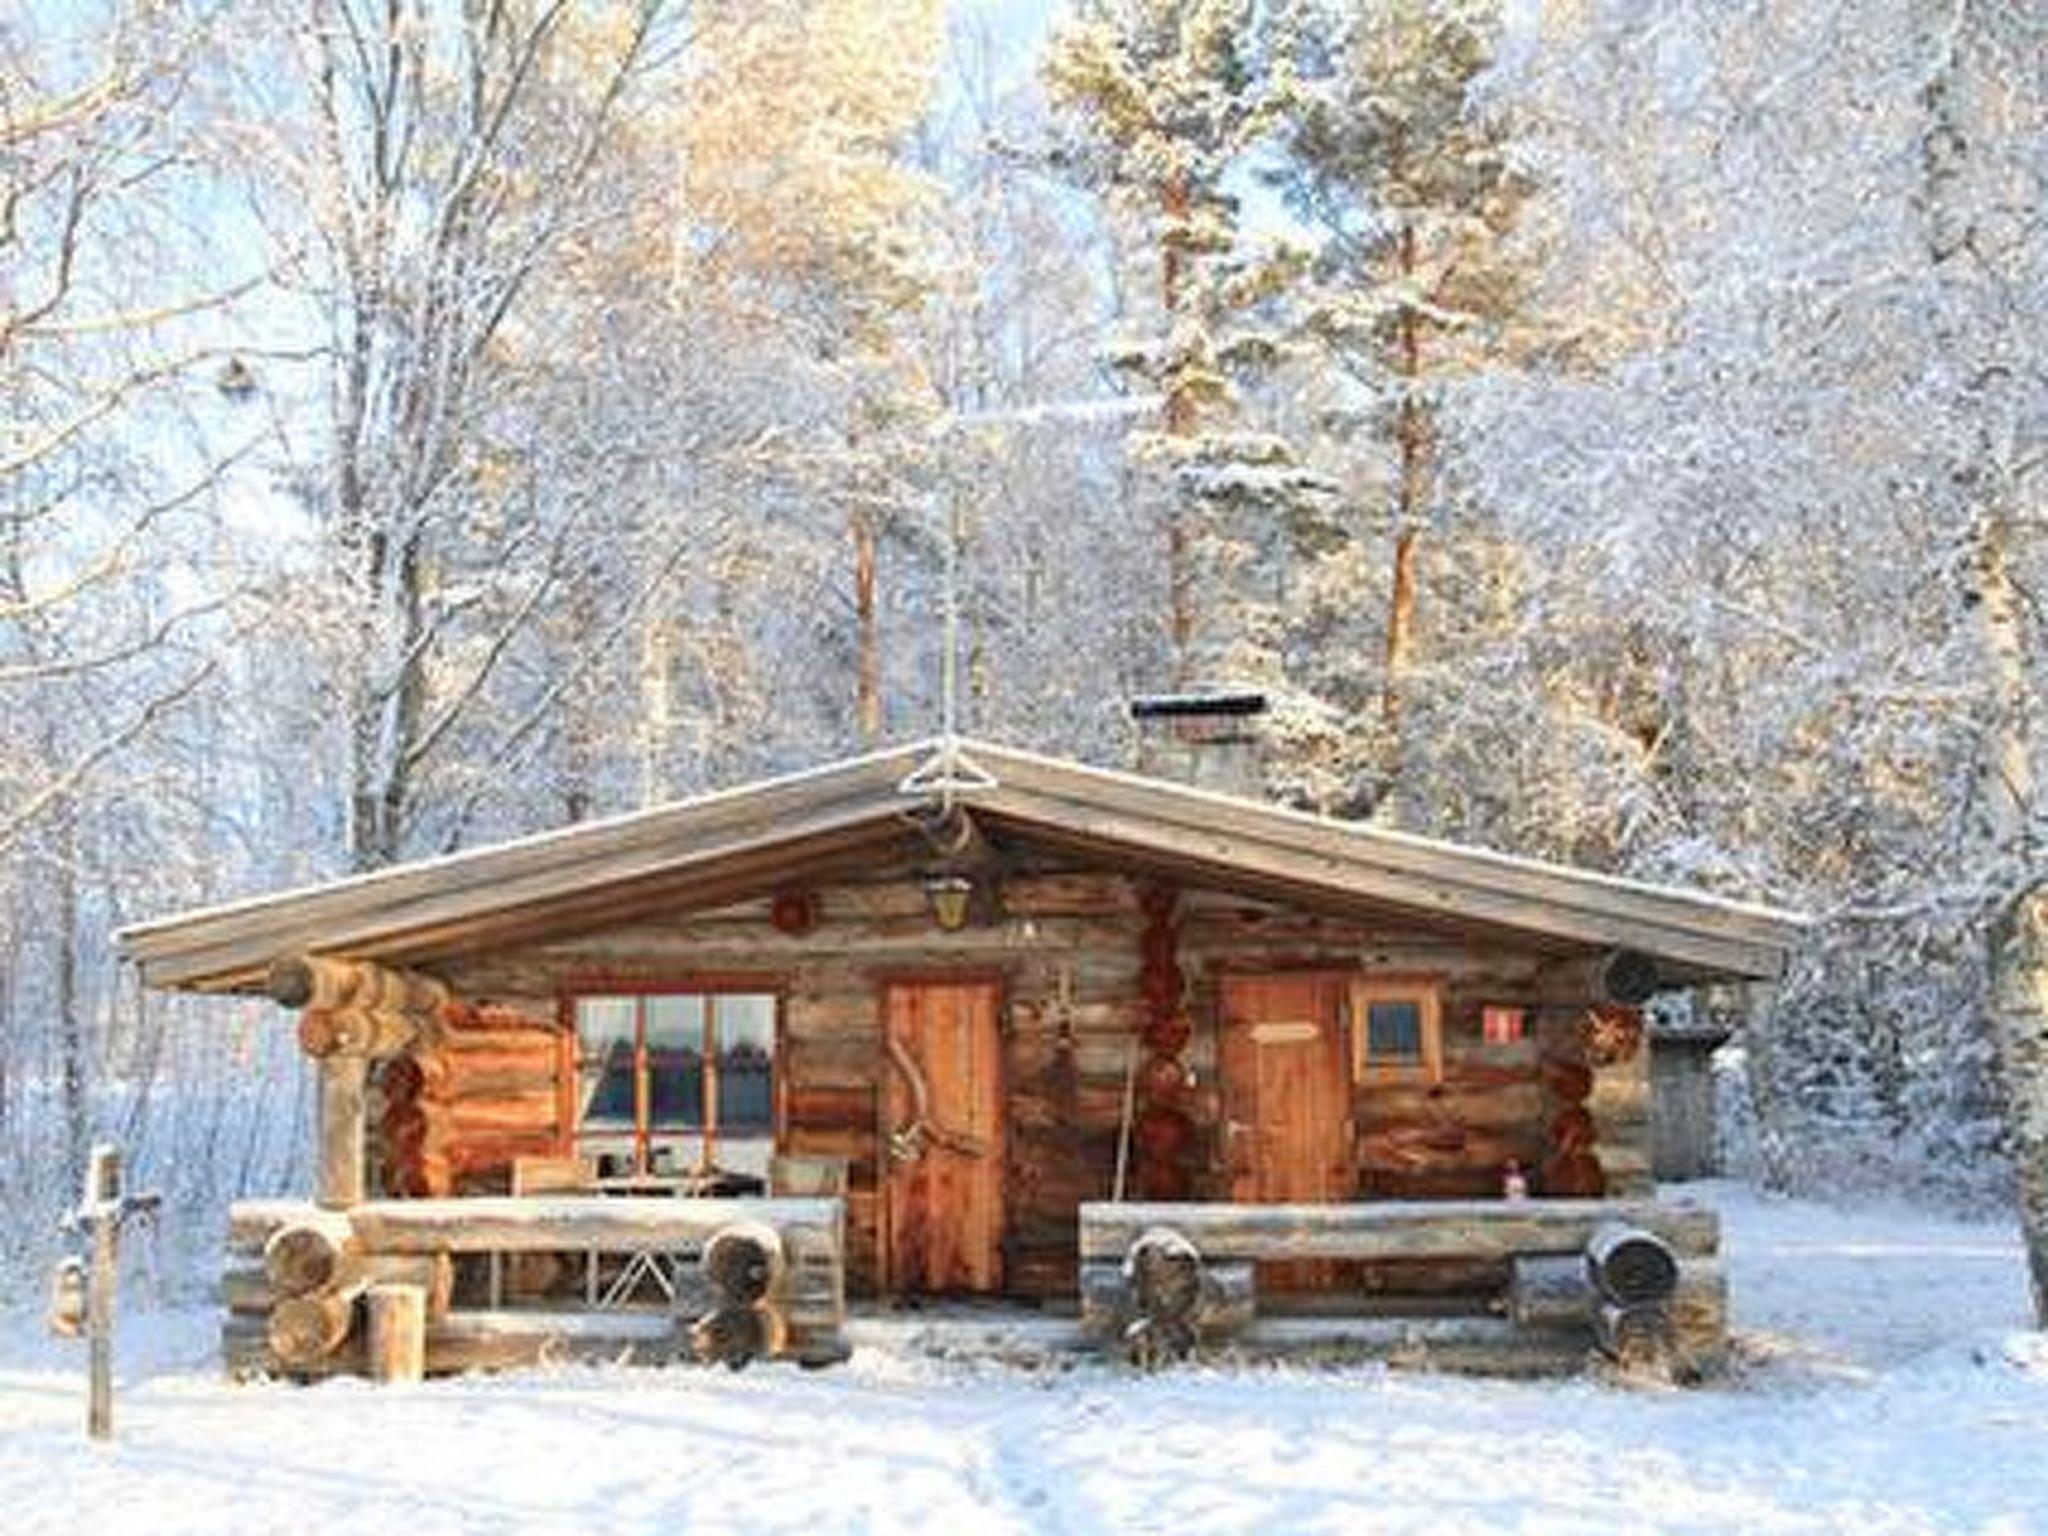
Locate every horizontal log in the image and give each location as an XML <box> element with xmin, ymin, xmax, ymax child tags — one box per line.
<box><xmin>1355</xmin><ymin>1083</ymin><xmax>1544</xmax><ymax>1134</ymax></box>
<box><xmin>439</xmin><ymin>1000</ymin><xmax>557</xmax><ymax>1033</ymax></box>
<box><xmin>1358</xmin><ymin>1168</ymin><xmax>1503</xmax><ymax>1200</ymax></box>
<box><xmin>420</xmin><ymin>1132</ymin><xmax>567</xmax><ymax>1184</ymax></box>
<box><xmin>1079</xmin><ymin>1261</ymin><xmax>1256</xmax><ymax>1340</ymax></box>
<box><xmin>1068</xmin><ymin>1310</ymin><xmax>1597</xmax><ymax>1376</ymax></box>
<box><xmin>998</xmin><ymin>872</ymin><xmax>1140</xmax><ymax>916</ymax></box>
<box><xmin>1078</xmin><ymin>1199</ymin><xmax>1719</xmax><ymax>1264</ymax></box>
<box><xmin>226</xmin><ymin>1300</ymin><xmax>846</xmax><ymax>1379</ymax></box>
<box><xmin>419</xmin><ymin>1310</ymin><xmax>682</xmax><ymax>1374</ymax></box>
<box><xmin>410</xmin><ymin>1050</ymin><xmax>560</xmax><ymax>1098</ymax></box>
<box><xmin>300</xmin><ymin>1007</ymin><xmax>423</xmax><ymax>1060</ymax></box>
<box><xmin>1353</xmin><ymin>1256</ymin><xmax>1510</xmax><ymax>1298</ymax></box>
<box><xmin>267</xmin><ymin>956</ymin><xmax>451</xmax><ymax>1014</ymax></box>
<box><xmin>228</xmin><ymin>1199</ymin><xmax>318</xmax><ymax>1250</ymax></box>
<box><xmin>347</xmin><ymin>1197</ymin><xmax>843</xmax><ymax>1255</ymax></box>
<box><xmin>440</xmin><ymin>1092</ymin><xmax>560</xmax><ymax>1135</ymax></box>
<box><xmin>222</xmin><ymin>1317</ymin><xmax>362</xmax><ymax>1380</ymax></box>
<box><xmin>1357</xmin><ymin>1126</ymin><xmax>1544</xmax><ymax>1176</ymax></box>
<box><xmin>221</xmin><ymin>1265</ymin><xmax>274</xmax><ymax>1316</ymax></box>
<box><xmin>433</xmin><ymin>1027</ymin><xmax>564</xmax><ymax>1055</ymax></box>
<box><xmin>1509</xmin><ymin>1254</ymin><xmax>1593</xmax><ymax>1329</ymax></box>
<box><xmin>783</xmin><ymin>1085</ymin><xmax>875</xmax><ymax>1135</ymax></box>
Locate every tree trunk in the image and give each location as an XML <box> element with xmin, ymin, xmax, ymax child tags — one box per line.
<box><xmin>1161</xmin><ymin>170</ymin><xmax>1195</xmax><ymax>682</ymax></box>
<box><xmin>853</xmin><ymin>509</ymin><xmax>882</xmax><ymax>744</ymax></box>
<box><xmin>1379</xmin><ymin>222</ymin><xmax>1430</xmax><ymax>817</ymax></box>
<box><xmin>638</xmin><ymin>598</ymin><xmax>676</xmax><ymax>807</ymax></box>
<box><xmin>55</xmin><ymin>798</ymin><xmax>87</xmax><ymax>1196</ymax></box>
<box><xmin>1993</xmin><ymin>891</ymin><xmax>2048</xmax><ymax>1325</ymax></box>
<box><xmin>1917</xmin><ymin>5</ymin><xmax>2041</xmax><ymax>1317</ymax></box>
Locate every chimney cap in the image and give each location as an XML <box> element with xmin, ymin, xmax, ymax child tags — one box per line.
<box><xmin>1128</xmin><ymin>690</ymin><xmax>1269</xmax><ymax>721</ymax></box>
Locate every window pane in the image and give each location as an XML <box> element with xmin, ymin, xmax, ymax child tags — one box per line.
<box><xmin>646</xmin><ymin>994</ymin><xmax>706</xmax><ymax>1128</ymax></box>
<box><xmin>1367</xmin><ymin>999</ymin><xmax>1424</xmax><ymax>1061</ymax></box>
<box><xmin>576</xmin><ymin>997</ymin><xmax>637</xmax><ymax>1127</ymax></box>
<box><xmin>715</xmin><ymin>994</ymin><xmax>776</xmax><ymax>1134</ymax></box>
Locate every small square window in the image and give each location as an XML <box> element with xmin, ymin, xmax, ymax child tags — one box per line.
<box><xmin>1351</xmin><ymin>978</ymin><xmax>1444</xmax><ymax>1083</ymax></box>
<box><xmin>1367</xmin><ymin>1000</ymin><xmax>1424</xmax><ymax>1060</ymax></box>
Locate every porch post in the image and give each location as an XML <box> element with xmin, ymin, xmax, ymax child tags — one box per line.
<box><xmin>316</xmin><ymin>1054</ymin><xmax>370</xmax><ymax>1209</ymax></box>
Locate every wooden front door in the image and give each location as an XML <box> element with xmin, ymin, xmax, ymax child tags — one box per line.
<box><xmin>882</xmin><ymin>978</ymin><xmax>1005</xmax><ymax>1296</ymax></box>
<box><xmin>1220</xmin><ymin>973</ymin><xmax>1354</xmax><ymax>1288</ymax></box>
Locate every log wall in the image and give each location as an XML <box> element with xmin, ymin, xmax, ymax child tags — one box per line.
<box><xmin>438</xmin><ymin>861</ymin><xmax>1659</xmax><ymax>1301</ymax></box>
<box><xmin>378</xmin><ymin>1002</ymin><xmax>569</xmax><ymax>1197</ymax></box>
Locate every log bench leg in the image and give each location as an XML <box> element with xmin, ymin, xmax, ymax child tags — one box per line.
<box><xmin>367</xmin><ymin>1283</ymin><xmax>426</xmax><ymax>1385</ymax></box>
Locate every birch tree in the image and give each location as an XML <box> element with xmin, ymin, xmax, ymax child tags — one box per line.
<box><xmin>258</xmin><ymin>0</ymin><xmax>671</xmax><ymax>868</ymax></box>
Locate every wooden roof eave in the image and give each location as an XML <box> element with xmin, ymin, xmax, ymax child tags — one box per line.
<box><xmin>117</xmin><ymin>735</ymin><xmax>1805</xmax><ymax>995</ymax></box>
<box><xmin>967</xmin><ymin>747</ymin><xmax>1801</xmax><ymax>980</ymax></box>
<box><xmin>117</xmin><ymin>745</ymin><xmax>934</xmax><ymax>992</ymax></box>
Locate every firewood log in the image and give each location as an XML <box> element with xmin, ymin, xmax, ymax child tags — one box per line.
<box><xmin>264</xmin><ymin>1212</ymin><xmax>358</xmax><ymax>1297</ymax></box>
<box><xmin>1125</xmin><ymin>1226</ymin><xmax>1203</xmax><ymax>1320</ymax></box>
<box><xmin>690</xmin><ymin>1305</ymin><xmax>787</xmax><ymax>1370</ymax></box>
<box><xmin>269</xmin><ymin>1290</ymin><xmax>354</xmax><ymax>1365</ymax></box>
<box><xmin>1593</xmin><ymin>1299</ymin><xmax>1674</xmax><ymax>1371</ymax></box>
<box><xmin>1585</xmin><ymin>1224</ymin><xmax>1679</xmax><ymax>1306</ymax></box>
<box><xmin>702</xmin><ymin>1223</ymin><xmax>786</xmax><ymax>1308</ymax></box>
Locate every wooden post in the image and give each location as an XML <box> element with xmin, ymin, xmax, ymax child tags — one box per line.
<box><xmin>84</xmin><ymin>1145</ymin><xmax>119</xmax><ymax>1441</ymax></box>
<box><xmin>366</xmin><ymin>1283</ymin><xmax>427</xmax><ymax>1384</ymax></box>
<box><xmin>317</xmin><ymin>1054</ymin><xmax>369</xmax><ymax>1209</ymax></box>
<box><xmin>66</xmin><ymin>1142</ymin><xmax>156</xmax><ymax>1440</ymax></box>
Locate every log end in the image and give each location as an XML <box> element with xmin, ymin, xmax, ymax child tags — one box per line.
<box><xmin>267</xmin><ymin>956</ymin><xmax>318</xmax><ymax>1009</ymax></box>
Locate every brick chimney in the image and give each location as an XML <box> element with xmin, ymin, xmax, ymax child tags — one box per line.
<box><xmin>1129</xmin><ymin>689</ymin><xmax>1268</xmax><ymax>800</ymax></box>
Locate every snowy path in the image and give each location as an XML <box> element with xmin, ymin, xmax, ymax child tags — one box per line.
<box><xmin>1</xmin><ymin>1183</ymin><xmax>2042</xmax><ymax>1536</ymax></box>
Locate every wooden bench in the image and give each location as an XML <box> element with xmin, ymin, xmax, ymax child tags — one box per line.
<box><xmin>223</xmin><ymin>1195</ymin><xmax>850</xmax><ymax>1381</ymax></box>
<box><xmin>1078</xmin><ymin>1198</ymin><xmax>1727</xmax><ymax>1378</ymax></box>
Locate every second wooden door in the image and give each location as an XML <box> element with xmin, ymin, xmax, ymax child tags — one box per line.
<box><xmin>882</xmin><ymin>978</ymin><xmax>1005</xmax><ymax>1296</ymax></box>
<box><xmin>1219</xmin><ymin>972</ymin><xmax>1355</xmax><ymax>1289</ymax></box>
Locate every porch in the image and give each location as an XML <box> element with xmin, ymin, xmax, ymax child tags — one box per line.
<box><xmin>219</xmin><ymin>1190</ymin><xmax>1726</xmax><ymax>1381</ymax></box>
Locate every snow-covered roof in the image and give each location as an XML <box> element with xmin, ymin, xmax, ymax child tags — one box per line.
<box><xmin>116</xmin><ymin>736</ymin><xmax>1806</xmax><ymax>991</ymax></box>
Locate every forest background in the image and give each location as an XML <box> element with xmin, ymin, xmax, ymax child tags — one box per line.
<box><xmin>2</xmin><ymin>0</ymin><xmax>2042</xmax><ymax>1288</ymax></box>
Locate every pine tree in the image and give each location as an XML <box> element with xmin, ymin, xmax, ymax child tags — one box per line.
<box><xmin>1046</xmin><ymin>2</ymin><xmax>1332</xmax><ymax>707</ymax></box>
<box><xmin>1275</xmin><ymin>0</ymin><xmax>1544</xmax><ymax>816</ymax></box>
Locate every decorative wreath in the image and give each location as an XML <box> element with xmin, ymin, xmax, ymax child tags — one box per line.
<box><xmin>1580</xmin><ymin>1003</ymin><xmax>1646</xmax><ymax>1068</ymax></box>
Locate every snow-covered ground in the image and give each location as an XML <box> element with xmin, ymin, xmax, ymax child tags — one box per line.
<box><xmin>2</xmin><ymin>1182</ymin><xmax>2042</xmax><ymax>1536</ymax></box>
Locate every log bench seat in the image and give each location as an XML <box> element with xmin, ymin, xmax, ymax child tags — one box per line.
<box><xmin>222</xmin><ymin>1196</ymin><xmax>850</xmax><ymax>1381</ymax></box>
<box><xmin>1077</xmin><ymin>1198</ymin><xmax>1727</xmax><ymax>1379</ymax></box>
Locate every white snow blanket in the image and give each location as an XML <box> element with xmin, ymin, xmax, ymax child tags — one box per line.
<box><xmin>2</xmin><ymin>1182</ymin><xmax>2042</xmax><ymax>1535</ymax></box>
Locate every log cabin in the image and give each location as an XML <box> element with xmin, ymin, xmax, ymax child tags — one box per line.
<box><xmin>116</xmin><ymin>700</ymin><xmax>1804</xmax><ymax>1380</ymax></box>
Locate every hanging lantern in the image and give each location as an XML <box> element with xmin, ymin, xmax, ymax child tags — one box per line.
<box><xmin>48</xmin><ymin>1255</ymin><xmax>87</xmax><ymax>1338</ymax></box>
<box><xmin>924</xmin><ymin>874</ymin><xmax>975</xmax><ymax>932</ymax></box>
